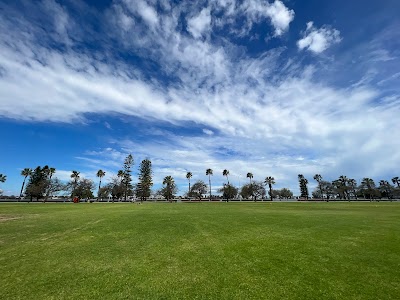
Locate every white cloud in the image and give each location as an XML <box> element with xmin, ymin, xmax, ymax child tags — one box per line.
<box><xmin>265</xmin><ymin>0</ymin><xmax>295</xmax><ymax>36</ymax></box>
<box><xmin>187</xmin><ymin>8</ymin><xmax>212</xmax><ymax>39</ymax></box>
<box><xmin>123</xmin><ymin>0</ymin><xmax>158</xmax><ymax>27</ymax></box>
<box><xmin>297</xmin><ymin>22</ymin><xmax>341</xmax><ymax>53</ymax></box>
<box><xmin>240</xmin><ymin>0</ymin><xmax>294</xmax><ymax>36</ymax></box>
<box><xmin>203</xmin><ymin>129</ymin><xmax>214</xmax><ymax>135</ymax></box>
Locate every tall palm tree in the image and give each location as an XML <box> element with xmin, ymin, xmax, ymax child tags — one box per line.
<box><xmin>48</xmin><ymin>167</ymin><xmax>56</xmax><ymax>179</ymax></box>
<box><xmin>206</xmin><ymin>168</ymin><xmax>213</xmax><ymax>201</ymax></box>
<box><xmin>186</xmin><ymin>172</ymin><xmax>192</xmax><ymax>197</ymax></box>
<box><xmin>264</xmin><ymin>176</ymin><xmax>275</xmax><ymax>201</ymax></box>
<box><xmin>71</xmin><ymin>171</ymin><xmax>80</xmax><ymax>198</ymax></box>
<box><xmin>20</xmin><ymin>168</ymin><xmax>32</xmax><ymax>197</ymax></box>
<box><xmin>223</xmin><ymin>169</ymin><xmax>230</xmax><ymax>185</ymax></box>
<box><xmin>246</xmin><ymin>172</ymin><xmax>254</xmax><ymax>200</ymax></box>
<box><xmin>313</xmin><ymin>174</ymin><xmax>323</xmax><ymax>199</ymax></box>
<box><xmin>338</xmin><ymin>175</ymin><xmax>349</xmax><ymax>199</ymax></box>
<box><xmin>246</xmin><ymin>173</ymin><xmax>253</xmax><ymax>184</ymax></box>
<box><xmin>392</xmin><ymin>177</ymin><xmax>400</xmax><ymax>188</ymax></box>
<box><xmin>96</xmin><ymin>169</ymin><xmax>106</xmax><ymax>200</ymax></box>
<box><xmin>347</xmin><ymin>178</ymin><xmax>358</xmax><ymax>200</ymax></box>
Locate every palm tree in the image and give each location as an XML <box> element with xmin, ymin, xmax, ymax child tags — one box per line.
<box><xmin>117</xmin><ymin>170</ymin><xmax>124</xmax><ymax>181</ymax></box>
<box><xmin>71</xmin><ymin>171</ymin><xmax>80</xmax><ymax>199</ymax></box>
<box><xmin>48</xmin><ymin>167</ymin><xmax>56</xmax><ymax>179</ymax></box>
<box><xmin>206</xmin><ymin>168</ymin><xmax>213</xmax><ymax>201</ymax></box>
<box><xmin>223</xmin><ymin>169</ymin><xmax>230</xmax><ymax>185</ymax></box>
<box><xmin>347</xmin><ymin>178</ymin><xmax>358</xmax><ymax>200</ymax></box>
<box><xmin>163</xmin><ymin>175</ymin><xmax>175</xmax><ymax>202</ymax></box>
<box><xmin>96</xmin><ymin>169</ymin><xmax>106</xmax><ymax>200</ymax></box>
<box><xmin>20</xmin><ymin>168</ymin><xmax>32</xmax><ymax>197</ymax></box>
<box><xmin>313</xmin><ymin>174</ymin><xmax>323</xmax><ymax>199</ymax></box>
<box><xmin>246</xmin><ymin>172</ymin><xmax>254</xmax><ymax>200</ymax></box>
<box><xmin>338</xmin><ymin>175</ymin><xmax>349</xmax><ymax>199</ymax></box>
<box><xmin>186</xmin><ymin>172</ymin><xmax>192</xmax><ymax>197</ymax></box>
<box><xmin>0</xmin><ymin>174</ymin><xmax>6</xmax><ymax>183</ymax></box>
<box><xmin>392</xmin><ymin>177</ymin><xmax>400</xmax><ymax>188</ymax></box>
<box><xmin>264</xmin><ymin>176</ymin><xmax>275</xmax><ymax>201</ymax></box>
<box><xmin>361</xmin><ymin>177</ymin><xmax>375</xmax><ymax>200</ymax></box>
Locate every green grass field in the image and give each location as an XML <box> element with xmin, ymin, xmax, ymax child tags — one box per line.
<box><xmin>1</xmin><ymin>202</ymin><xmax>399</xmax><ymax>299</ymax></box>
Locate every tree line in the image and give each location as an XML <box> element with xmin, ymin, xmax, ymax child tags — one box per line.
<box><xmin>1</xmin><ymin>156</ymin><xmax>399</xmax><ymax>201</ymax></box>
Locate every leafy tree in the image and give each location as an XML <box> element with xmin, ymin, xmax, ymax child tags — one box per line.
<box><xmin>298</xmin><ymin>174</ymin><xmax>309</xmax><ymax>199</ymax></box>
<box><xmin>70</xmin><ymin>170</ymin><xmax>80</xmax><ymax>198</ymax></box>
<box><xmin>206</xmin><ymin>168</ymin><xmax>213</xmax><ymax>200</ymax></box>
<box><xmin>241</xmin><ymin>181</ymin><xmax>265</xmax><ymax>201</ymax></box>
<box><xmin>96</xmin><ymin>169</ymin><xmax>106</xmax><ymax>200</ymax></box>
<box><xmin>190</xmin><ymin>180</ymin><xmax>207</xmax><ymax>200</ymax></box>
<box><xmin>223</xmin><ymin>169</ymin><xmax>230</xmax><ymax>185</ymax></box>
<box><xmin>122</xmin><ymin>154</ymin><xmax>134</xmax><ymax>201</ymax></box>
<box><xmin>72</xmin><ymin>179</ymin><xmax>95</xmax><ymax>199</ymax></box>
<box><xmin>25</xmin><ymin>166</ymin><xmax>49</xmax><ymax>201</ymax></box>
<box><xmin>186</xmin><ymin>172</ymin><xmax>192</xmax><ymax>196</ymax></box>
<box><xmin>264</xmin><ymin>176</ymin><xmax>275</xmax><ymax>201</ymax></box>
<box><xmin>313</xmin><ymin>174</ymin><xmax>323</xmax><ymax>199</ymax></box>
<box><xmin>279</xmin><ymin>188</ymin><xmax>293</xmax><ymax>199</ymax></box>
<box><xmin>44</xmin><ymin>167</ymin><xmax>56</xmax><ymax>200</ymax></box>
<box><xmin>392</xmin><ymin>177</ymin><xmax>400</xmax><ymax>188</ymax></box>
<box><xmin>136</xmin><ymin>159</ymin><xmax>153</xmax><ymax>202</ymax></box>
<box><xmin>161</xmin><ymin>176</ymin><xmax>178</xmax><ymax>202</ymax></box>
<box><xmin>20</xmin><ymin>168</ymin><xmax>32</xmax><ymax>197</ymax></box>
<box><xmin>106</xmin><ymin>176</ymin><xmax>125</xmax><ymax>202</ymax></box>
<box><xmin>218</xmin><ymin>183</ymin><xmax>238</xmax><ymax>202</ymax></box>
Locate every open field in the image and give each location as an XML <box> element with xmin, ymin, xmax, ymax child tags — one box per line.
<box><xmin>1</xmin><ymin>203</ymin><xmax>399</xmax><ymax>299</ymax></box>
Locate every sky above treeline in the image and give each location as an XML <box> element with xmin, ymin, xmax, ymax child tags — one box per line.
<box><xmin>0</xmin><ymin>0</ymin><xmax>399</xmax><ymax>196</ymax></box>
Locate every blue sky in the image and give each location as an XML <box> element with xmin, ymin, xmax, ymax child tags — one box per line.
<box><xmin>0</xmin><ymin>0</ymin><xmax>399</xmax><ymax>196</ymax></box>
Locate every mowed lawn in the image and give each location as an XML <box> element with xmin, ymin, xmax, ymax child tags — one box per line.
<box><xmin>0</xmin><ymin>203</ymin><xmax>399</xmax><ymax>299</ymax></box>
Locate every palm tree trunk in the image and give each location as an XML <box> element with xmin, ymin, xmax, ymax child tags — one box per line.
<box><xmin>20</xmin><ymin>177</ymin><xmax>27</xmax><ymax>199</ymax></box>
<box><xmin>269</xmin><ymin>185</ymin><xmax>272</xmax><ymax>201</ymax></box>
<box><xmin>208</xmin><ymin>175</ymin><xmax>211</xmax><ymax>201</ymax></box>
<box><xmin>98</xmin><ymin>179</ymin><xmax>102</xmax><ymax>201</ymax></box>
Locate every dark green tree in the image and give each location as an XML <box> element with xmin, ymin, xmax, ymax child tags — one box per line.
<box><xmin>122</xmin><ymin>154</ymin><xmax>134</xmax><ymax>201</ymax></box>
<box><xmin>298</xmin><ymin>174</ymin><xmax>309</xmax><ymax>199</ymax></box>
<box><xmin>279</xmin><ymin>188</ymin><xmax>293</xmax><ymax>199</ymax></box>
<box><xmin>25</xmin><ymin>166</ymin><xmax>49</xmax><ymax>201</ymax></box>
<box><xmin>136</xmin><ymin>159</ymin><xmax>153</xmax><ymax>202</ymax></box>
<box><xmin>313</xmin><ymin>174</ymin><xmax>323</xmax><ymax>200</ymax></box>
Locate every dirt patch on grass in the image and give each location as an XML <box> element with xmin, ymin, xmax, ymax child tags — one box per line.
<box><xmin>0</xmin><ymin>215</ymin><xmax>21</xmax><ymax>222</ymax></box>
